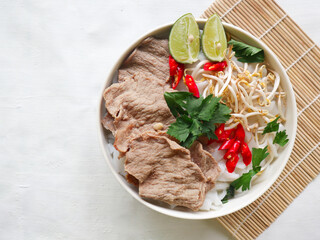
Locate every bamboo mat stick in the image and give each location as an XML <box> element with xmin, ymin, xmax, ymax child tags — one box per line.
<box><xmin>202</xmin><ymin>0</ymin><xmax>320</xmax><ymax>239</ymax></box>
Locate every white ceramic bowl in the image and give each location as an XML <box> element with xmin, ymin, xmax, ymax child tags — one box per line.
<box><xmin>98</xmin><ymin>19</ymin><xmax>297</xmax><ymax>219</ymax></box>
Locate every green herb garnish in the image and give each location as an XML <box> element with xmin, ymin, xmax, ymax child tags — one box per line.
<box><xmin>273</xmin><ymin>130</ymin><xmax>289</xmax><ymax>147</ymax></box>
<box><xmin>164</xmin><ymin>92</ymin><xmax>231</xmax><ymax>148</ymax></box>
<box><xmin>262</xmin><ymin>116</ymin><xmax>280</xmax><ymax>135</ymax></box>
<box><xmin>222</xmin><ymin>147</ymin><xmax>269</xmax><ymax>203</ymax></box>
<box><xmin>228</xmin><ymin>39</ymin><xmax>264</xmax><ymax>63</ymax></box>
<box><xmin>221</xmin><ymin>185</ymin><xmax>235</xmax><ymax>204</ymax></box>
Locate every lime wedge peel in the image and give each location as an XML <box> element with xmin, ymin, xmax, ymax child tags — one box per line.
<box><xmin>169</xmin><ymin>13</ymin><xmax>200</xmax><ymax>64</ymax></box>
<box><xmin>202</xmin><ymin>13</ymin><xmax>227</xmax><ymax>62</ymax></box>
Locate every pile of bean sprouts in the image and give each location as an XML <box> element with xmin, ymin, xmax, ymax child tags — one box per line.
<box><xmin>179</xmin><ymin>46</ymin><xmax>287</xmax><ymax>210</ymax></box>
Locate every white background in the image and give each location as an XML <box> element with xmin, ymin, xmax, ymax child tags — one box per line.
<box><xmin>1</xmin><ymin>0</ymin><xmax>320</xmax><ymax>239</ymax></box>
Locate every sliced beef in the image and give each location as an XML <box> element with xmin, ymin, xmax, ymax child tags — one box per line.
<box><xmin>190</xmin><ymin>142</ymin><xmax>221</xmax><ymax>192</ymax></box>
<box><xmin>125</xmin><ymin>132</ymin><xmax>206</xmax><ymax>211</ymax></box>
<box><xmin>101</xmin><ymin>113</ymin><xmax>116</xmax><ymax>135</ymax></box>
<box><xmin>118</xmin><ymin>37</ymin><xmax>170</xmax><ymax>83</ymax></box>
<box><xmin>103</xmin><ymin>72</ymin><xmax>175</xmax><ymax>153</ymax></box>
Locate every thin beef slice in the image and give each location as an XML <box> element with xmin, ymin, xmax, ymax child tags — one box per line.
<box><xmin>103</xmin><ymin>72</ymin><xmax>175</xmax><ymax>153</ymax></box>
<box><xmin>118</xmin><ymin>37</ymin><xmax>170</xmax><ymax>83</ymax></box>
<box><xmin>190</xmin><ymin>141</ymin><xmax>221</xmax><ymax>192</ymax></box>
<box><xmin>125</xmin><ymin>132</ymin><xmax>206</xmax><ymax>211</ymax></box>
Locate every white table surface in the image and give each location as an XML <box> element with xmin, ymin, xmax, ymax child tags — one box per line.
<box><xmin>1</xmin><ymin>0</ymin><xmax>320</xmax><ymax>239</ymax></box>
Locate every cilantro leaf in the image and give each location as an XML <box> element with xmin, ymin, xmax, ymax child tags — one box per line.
<box><xmin>180</xmin><ymin>134</ymin><xmax>198</xmax><ymax>148</ymax></box>
<box><xmin>164</xmin><ymin>92</ymin><xmax>231</xmax><ymax>148</ymax></box>
<box><xmin>167</xmin><ymin>116</ymin><xmax>192</xmax><ymax>142</ymax></box>
<box><xmin>201</xmin><ymin>119</ymin><xmax>218</xmax><ymax>140</ymax></box>
<box><xmin>221</xmin><ymin>185</ymin><xmax>235</xmax><ymax>204</ymax></box>
<box><xmin>197</xmin><ymin>95</ymin><xmax>220</xmax><ymax>121</ymax></box>
<box><xmin>228</xmin><ymin>39</ymin><xmax>264</xmax><ymax>63</ymax></box>
<box><xmin>209</xmin><ymin>104</ymin><xmax>231</xmax><ymax>123</ymax></box>
<box><xmin>189</xmin><ymin>119</ymin><xmax>202</xmax><ymax>136</ymax></box>
<box><xmin>231</xmin><ymin>169</ymin><xmax>257</xmax><ymax>191</ymax></box>
<box><xmin>252</xmin><ymin>146</ymin><xmax>269</xmax><ymax>170</ymax></box>
<box><xmin>273</xmin><ymin>130</ymin><xmax>289</xmax><ymax>146</ymax></box>
<box><xmin>164</xmin><ymin>92</ymin><xmax>192</xmax><ymax>117</ymax></box>
<box><xmin>185</xmin><ymin>96</ymin><xmax>204</xmax><ymax>118</ymax></box>
<box><xmin>262</xmin><ymin>116</ymin><xmax>280</xmax><ymax>135</ymax></box>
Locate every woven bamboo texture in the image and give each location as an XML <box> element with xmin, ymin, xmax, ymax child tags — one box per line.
<box><xmin>202</xmin><ymin>0</ymin><xmax>320</xmax><ymax>239</ymax></box>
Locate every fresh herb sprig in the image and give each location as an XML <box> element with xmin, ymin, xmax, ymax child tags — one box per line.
<box><xmin>221</xmin><ymin>185</ymin><xmax>235</xmax><ymax>204</ymax></box>
<box><xmin>262</xmin><ymin>116</ymin><xmax>289</xmax><ymax>146</ymax></box>
<box><xmin>228</xmin><ymin>39</ymin><xmax>264</xmax><ymax>63</ymax></box>
<box><xmin>222</xmin><ymin>147</ymin><xmax>269</xmax><ymax>203</ymax></box>
<box><xmin>273</xmin><ymin>130</ymin><xmax>289</xmax><ymax>146</ymax></box>
<box><xmin>262</xmin><ymin>116</ymin><xmax>280</xmax><ymax>135</ymax></box>
<box><xmin>164</xmin><ymin>92</ymin><xmax>231</xmax><ymax>148</ymax></box>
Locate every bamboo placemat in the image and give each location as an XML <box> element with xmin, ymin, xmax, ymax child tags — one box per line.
<box><xmin>202</xmin><ymin>0</ymin><xmax>320</xmax><ymax>239</ymax></box>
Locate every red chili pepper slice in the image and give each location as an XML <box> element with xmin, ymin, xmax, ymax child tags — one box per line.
<box><xmin>208</xmin><ymin>124</ymin><xmax>227</xmax><ymax>145</ymax></box>
<box><xmin>241</xmin><ymin>142</ymin><xmax>252</xmax><ymax>166</ymax></box>
<box><xmin>226</xmin><ymin>153</ymin><xmax>239</xmax><ymax>173</ymax></box>
<box><xmin>169</xmin><ymin>56</ymin><xmax>184</xmax><ymax>89</ymax></box>
<box><xmin>203</xmin><ymin>61</ymin><xmax>227</xmax><ymax>72</ymax></box>
<box><xmin>235</xmin><ymin>124</ymin><xmax>245</xmax><ymax>142</ymax></box>
<box><xmin>215</xmin><ymin>124</ymin><xmax>225</xmax><ymax>139</ymax></box>
<box><xmin>224</xmin><ymin>140</ymin><xmax>241</xmax><ymax>160</ymax></box>
<box><xmin>184</xmin><ymin>74</ymin><xmax>199</xmax><ymax>98</ymax></box>
<box><xmin>172</xmin><ymin>65</ymin><xmax>184</xmax><ymax>89</ymax></box>
<box><xmin>218</xmin><ymin>139</ymin><xmax>235</xmax><ymax>150</ymax></box>
<box><xmin>169</xmin><ymin>56</ymin><xmax>178</xmax><ymax>76</ymax></box>
<box><xmin>230</xmin><ymin>140</ymin><xmax>241</xmax><ymax>153</ymax></box>
<box><xmin>224</xmin><ymin>150</ymin><xmax>233</xmax><ymax>161</ymax></box>
<box><xmin>214</xmin><ymin>124</ymin><xmax>235</xmax><ymax>143</ymax></box>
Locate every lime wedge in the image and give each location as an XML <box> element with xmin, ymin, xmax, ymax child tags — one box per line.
<box><xmin>202</xmin><ymin>14</ymin><xmax>227</xmax><ymax>62</ymax></box>
<box><xmin>169</xmin><ymin>13</ymin><xmax>200</xmax><ymax>64</ymax></box>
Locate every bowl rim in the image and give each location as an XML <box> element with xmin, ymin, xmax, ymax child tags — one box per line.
<box><xmin>97</xmin><ymin>19</ymin><xmax>298</xmax><ymax>219</ymax></box>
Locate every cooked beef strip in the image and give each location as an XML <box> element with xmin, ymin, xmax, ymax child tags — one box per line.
<box><xmin>118</xmin><ymin>37</ymin><xmax>170</xmax><ymax>83</ymax></box>
<box><xmin>101</xmin><ymin>113</ymin><xmax>116</xmax><ymax>135</ymax></box>
<box><xmin>103</xmin><ymin>72</ymin><xmax>175</xmax><ymax>153</ymax></box>
<box><xmin>190</xmin><ymin>142</ymin><xmax>221</xmax><ymax>192</ymax></box>
<box><xmin>125</xmin><ymin>132</ymin><xmax>206</xmax><ymax>211</ymax></box>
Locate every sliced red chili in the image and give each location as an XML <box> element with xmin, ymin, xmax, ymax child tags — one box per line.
<box><xmin>235</xmin><ymin>124</ymin><xmax>245</xmax><ymax>142</ymax></box>
<box><xmin>218</xmin><ymin>139</ymin><xmax>235</xmax><ymax>150</ymax></box>
<box><xmin>230</xmin><ymin>140</ymin><xmax>241</xmax><ymax>153</ymax></box>
<box><xmin>215</xmin><ymin>124</ymin><xmax>233</xmax><ymax>141</ymax></box>
<box><xmin>169</xmin><ymin>56</ymin><xmax>184</xmax><ymax>89</ymax></box>
<box><xmin>208</xmin><ymin>123</ymin><xmax>228</xmax><ymax>145</ymax></box>
<box><xmin>169</xmin><ymin>56</ymin><xmax>178</xmax><ymax>76</ymax></box>
<box><xmin>184</xmin><ymin>74</ymin><xmax>199</xmax><ymax>98</ymax></box>
<box><xmin>203</xmin><ymin>61</ymin><xmax>227</xmax><ymax>72</ymax></box>
<box><xmin>224</xmin><ymin>150</ymin><xmax>234</xmax><ymax>161</ymax></box>
<box><xmin>226</xmin><ymin>154</ymin><xmax>239</xmax><ymax>173</ymax></box>
<box><xmin>216</xmin><ymin>129</ymin><xmax>234</xmax><ymax>142</ymax></box>
<box><xmin>224</xmin><ymin>140</ymin><xmax>241</xmax><ymax>160</ymax></box>
<box><xmin>241</xmin><ymin>142</ymin><xmax>252</xmax><ymax>166</ymax></box>
<box><xmin>215</xmin><ymin>124</ymin><xmax>225</xmax><ymax>139</ymax></box>
<box><xmin>172</xmin><ymin>65</ymin><xmax>184</xmax><ymax>89</ymax></box>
